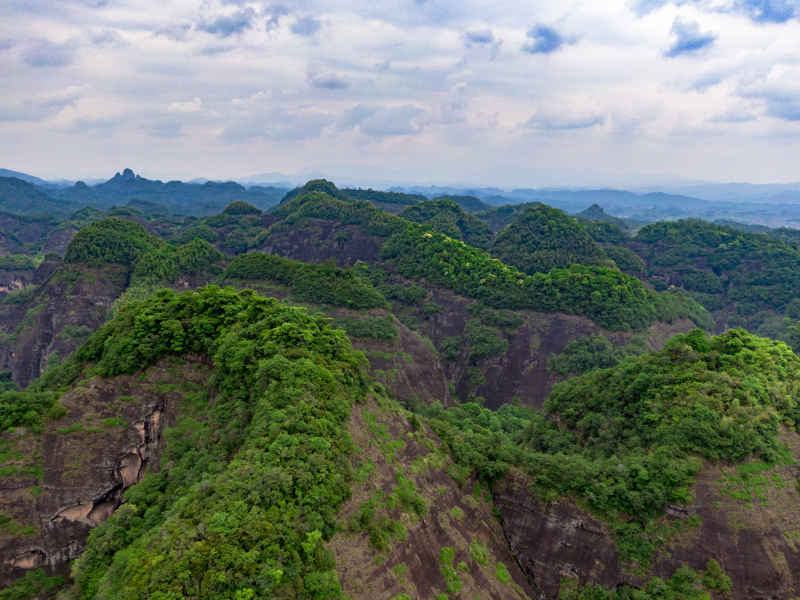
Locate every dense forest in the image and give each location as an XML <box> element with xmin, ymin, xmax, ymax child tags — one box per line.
<box><xmin>2</xmin><ymin>177</ymin><xmax>800</xmax><ymax>599</ymax></box>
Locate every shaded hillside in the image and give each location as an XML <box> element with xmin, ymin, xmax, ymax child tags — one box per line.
<box><xmin>400</xmin><ymin>198</ymin><xmax>493</xmax><ymax>249</ymax></box>
<box><xmin>474</xmin><ymin>203</ymin><xmax>529</xmax><ymax>232</ymax></box>
<box><xmin>0</xmin><ymin>219</ymin><xmax>225</xmax><ymax>387</ymax></box>
<box><xmin>629</xmin><ymin>219</ymin><xmax>800</xmax><ymax>330</ymax></box>
<box><xmin>343</xmin><ymin>188</ymin><xmax>426</xmax><ymax>213</ymax></box>
<box><xmin>0</xmin><ymin>183</ymin><xmax>709</xmax><ymax>406</ymax></box>
<box><xmin>431</xmin><ymin>194</ymin><xmax>491</xmax><ymax>213</ymax></box>
<box><xmin>0</xmin><ymin>178</ymin><xmax>72</xmax><ymax>219</ymax></box>
<box><xmin>4</xmin><ymin>290</ymin><xmax>778</xmax><ymax>600</ymax></box>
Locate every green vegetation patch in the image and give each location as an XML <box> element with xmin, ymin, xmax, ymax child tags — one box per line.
<box><xmin>465</xmin><ymin>320</ymin><xmax>508</xmax><ymax>362</ymax></box>
<box><xmin>0</xmin><ymin>569</ymin><xmax>67</xmax><ymax>600</ymax></box>
<box><xmin>439</xmin><ymin>546</ymin><xmax>463</xmax><ymax>594</ymax></box>
<box><xmin>381</xmin><ymin>223</ymin><xmax>710</xmax><ymax>331</ymax></box>
<box><xmin>401</xmin><ymin>199</ymin><xmax>493</xmax><ymax>249</ymax></box>
<box><xmin>494</xmin><ymin>562</ymin><xmax>511</xmax><ymax>584</ymax></box>
<box><xmin>558</xmin><ymin>560</ymin><xmax>731</xmax><ymax>599</ymax></box>
<box><xmin>131</xmin><ymin>238</ymin><xmax>224</xmax><ymax>285</ymax></box>
<box><xmin>335</xmin><ymin>316</ymin><xmax>398</xmax><ymax>341</ymax></box>
<box><xmin>64</xmin><ymin>218</ymin><xmax>165</xmax><ymax>268</ymax></box>
<box><xmin>548</xmin><ymin>334</ymin><xmax>648</xmax><ymax>377</ymax></box>
<box><xmin>226</xmin><ymin>252</ymin><xmax>386</xmax><ymax>309</ymax></box>
<box><xmin>0</xmin><ymin>254</ymin><xmax>39</xmax><ymax>271</ymax></box>
<box><xmin>491</xmin><ymin>203</ymin><xmax>608</xmax><ymax>274</ymax></box>
<box><xmin>272</xmin><ymin>183</ymin><xmax>709</xmax><ymax>331</ymax></box>
<box><xmin>0</xmin><ymin>390</ymin><xmax>62</xmax><ymax>433</ymax></box>
<box><xmin>635</xmin><ymin>219</ymin><xmax>800</xmax><ymax>322</ymax></box>
<box><xmin>469</xmin><ymin>539</ymin><xmax>490</xmax><ymax>566</ymax></box>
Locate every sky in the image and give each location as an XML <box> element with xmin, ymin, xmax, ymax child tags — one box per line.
<box><xmin>1</xmin><ymin>0</ymin><xmax>800</xmax><ymax>187</ymax></box>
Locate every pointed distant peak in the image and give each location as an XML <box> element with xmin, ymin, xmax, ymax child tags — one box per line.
<box><xmin>109</xmin><ymin>168</ymin><xmax>138</xmax><ymax>182</ymax></box>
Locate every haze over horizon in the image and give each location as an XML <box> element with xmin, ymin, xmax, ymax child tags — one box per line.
<box><xmin>2</xmin><ymin>0</ymin><xmax>800</xmax><ymax>186</ymax></box>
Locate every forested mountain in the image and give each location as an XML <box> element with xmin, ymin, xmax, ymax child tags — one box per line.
<box><xmin>342</xmin><ymin>188</ymin><xmax>426</xmax><ymax>213</ymax></box>
<box><xmin>51</xmin><ymin>169</ymin><xmax>287</xmax><ymax>215</ymax></box>
<box><xmin>490</xmin><ymin>203</ymin><xmax>610</xmax><ymax>274</ymax></box>
<box><xmin>0</xmin><ymin>170</ymin><xmax>50</xmax><ymax>186</ymax></box>
<box><xmin>0</xmin><ymin>169</ymin><xmax>289</xmax><ymax>219</ymax></box>
<box><xmin>2</xmin><ymin>178</ymin><xmax>800</xmax><ymax>599</ymax></box>
<box><xmin>430</xmin><ymin>195</ymin><xmax>491</xmax><ymax>213</ymax></box>
<box><xmin>0</xmin><ymin>178</ymin><xmax>72</xmax><ymax>218</ymax></box>
<box><xmin>400</xmin><ymin>199</ymin><xmax>493</xmax><ymax>248</ymax></box>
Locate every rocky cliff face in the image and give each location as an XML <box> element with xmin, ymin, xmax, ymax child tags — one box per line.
<box><xmin>395</xmin><ymin>286</ymin><xmax>695</xmax><ymax>408</ymax></box>
<box><xmin>0</xmin><ymin>264</ymin><xmax>128</xmax><ymax>387</ymax></box>
<box><xmin>493</xmin><ymin>433</ymin><xmax>800</xmax><ymax>600</ymax></box>
<box><xmin>0</xmin><ymin>357</ymin><xmax>211</xmax><ymax>586</ymax></box>
<box><xmin>493</xmin><ymin>470</ymin><xmax>622</xmax><ymax>598</ymax></box>
<box><xmin>330</xmin><ymin>397</ymin><xmax>536</xmax><ymax>599</ymax></box>
<box><xmin>260</xmin><ymin>220</ymin><xmax>383</xmax><ymax>267</ymax></box>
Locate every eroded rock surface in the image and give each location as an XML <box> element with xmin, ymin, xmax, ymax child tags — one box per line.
<box><xmin>0</xmin><ymin>358</ymin><xmax>210</xmax><ymax>585</ymax></box>
<box><xmin>494</xmin><ymin>440</ymin><xmax>800</xmax><ymax>600</ymax></box>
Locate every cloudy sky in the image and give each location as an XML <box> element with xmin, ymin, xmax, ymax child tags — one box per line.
<box><xmin>1</xmin><ymin>0</ymin><xmax>799</xmax><ymax>186</ymax></box>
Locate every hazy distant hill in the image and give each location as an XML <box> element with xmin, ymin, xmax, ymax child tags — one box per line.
<box><xmin>51</xmin><ymin>168</ymin><xmax>289</xmax><ymax>216</ymax></box>
<box><xmin>637</xmin><ymin>181</ymin><xmax>800</xmax><ymax>204</ymax></box>
<box><xmin>431</xmin><ymin>194</ymin><xmax>491</xmax><ymax>212</ymax></box>
<box><xmin>0</xmin><ymin>177</ymin><xmax>73</xmax><ymax>217</ymax></box>
<box><xmin>0</xmin><ymin>168</ymin><xmax>50</xmax><ymax>186</ymax></box>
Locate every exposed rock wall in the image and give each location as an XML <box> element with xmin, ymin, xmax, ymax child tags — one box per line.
<box><xmin>493</xmin><ymin>442</ymin><xmax>800</xmax><ymax>600</ymax></box>
<box><xmin>0</xmin><ymin>358</ymin><xmax>210</xmax><ymax>585</ymax></box>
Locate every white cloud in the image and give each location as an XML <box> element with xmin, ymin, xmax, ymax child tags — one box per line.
<box><xmin>1</xmin><ymin>0</ymin><xmax>800</xmax><ymax>184</ymax></box>
<box><xmin>168</xmin><ymin>98</ymin><xmax>204</xmax><ymax>113</ymax></box>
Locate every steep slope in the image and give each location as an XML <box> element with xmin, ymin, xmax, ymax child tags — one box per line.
<box><xmin>0</xmin><ymin>262</ymin><xmax>129</xmax><ymax>387</ymax></box>
<box><xmin>221</xmin><ymin>252</ymin><xmax>450</xmax><ymax>407</ymax></box>
<box><xmin>0</xmin><ymin>219</ymin><xmax>223</xmax><ymax>387</ymax></box>
<box><xmin>1</xmin><ymin>356</ymin><xmax>212</xmax><ymax>587</ymax></box>
<box><xmin>330</xmin><ymin>395</ymin><xmax>532</xmax><ymax>599</ymax></box>
<box><xmin>263</xmin><ymin>182</ymin><xmax>709</xmax><ymax>331</ymax></box>
<box><xmin>0</xmin><ymin>184</ymin><xmax>711</xmax><ymax>407</ymax></box>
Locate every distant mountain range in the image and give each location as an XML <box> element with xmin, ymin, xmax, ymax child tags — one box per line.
<box><xmin>0</xmin><ymin>168</ymin><xmax>290</xmax><ymax>218</ymax></box>
<box><xmin>5</xmin><ymin>166</ymin><xmax>800</xmax><ymax>227</ymax></box>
